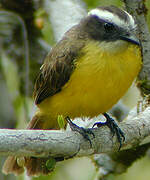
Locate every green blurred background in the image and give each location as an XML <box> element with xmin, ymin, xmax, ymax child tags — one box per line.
<box><xmin>0</xmin><ymin>0</ymin><xmax>150</xmax><ymax>179</ymax></box>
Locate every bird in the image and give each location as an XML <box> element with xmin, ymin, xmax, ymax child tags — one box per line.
<box><xmin>2</xmin><ymin>5</ymin><xmax>142</xmax><ymax>176</ymax></box>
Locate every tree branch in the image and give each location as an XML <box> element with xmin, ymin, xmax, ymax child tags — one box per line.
<box><xmin>43</xmin><ymin>0</ymin><xmax>86</xmax><ymax>42</ymax></box>
<box><xmin>0</xmin><ymin>107</ymin><xmax>150</xmax><ymax>158</ymax></box>
<box><xmin>124</xmin><ymin>0</ymin><xmax>150</xmax><ymax>94</ymax></box>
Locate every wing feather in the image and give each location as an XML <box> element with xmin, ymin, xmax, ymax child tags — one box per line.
<box><xmin>33</xmin><ymin>36</ymin><xmax>84</xmax><ymax>104</ymax></box>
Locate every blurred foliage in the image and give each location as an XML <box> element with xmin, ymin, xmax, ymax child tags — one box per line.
<box><xmin>0</xmin><ymin>0</ymin><xmax>150</xmax><ymax>180</ymax></box>
<box><xmin>34</xmin><ymin>8</ymin><xmax>55</xmax><ymax>45</ymax></box>
<box><xmin>84</xmin><ymin>0</ymin><xmax>122</xmax><ymax>9</ymax></box>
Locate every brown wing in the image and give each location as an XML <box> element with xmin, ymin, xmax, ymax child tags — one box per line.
<box><xmin>33</xmin><ymin>33</ymin><xmax>85</xmax><ymax>104</ymax></box>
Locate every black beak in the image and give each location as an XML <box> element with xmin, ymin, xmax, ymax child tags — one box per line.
<box><xmin>120</xmin><ymin>34</ymin><xmax>140</xmax><ymax>46</ymax></box>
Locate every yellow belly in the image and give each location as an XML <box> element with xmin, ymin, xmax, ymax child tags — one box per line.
<box><xmin>38</xmin><ymin>41</ymin><xmax>142</xmax><ymax>120</ymax></box>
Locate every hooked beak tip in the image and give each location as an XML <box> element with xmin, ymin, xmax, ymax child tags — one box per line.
<box><xmin>120</xmin><ymin>35</ymin><xmax>140</xmax><ymax>46</ymax></box>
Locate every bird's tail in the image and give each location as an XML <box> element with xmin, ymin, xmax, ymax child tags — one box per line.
<box><xmin>2</xmin><ymin>113</ymin><xmax>60</xmax><ymax>176</ymax></box>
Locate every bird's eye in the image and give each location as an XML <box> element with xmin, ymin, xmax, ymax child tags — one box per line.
<box><xmin>104</xmin><ymin>23</ymin><xmax>115</xmax><ymax>33</ymax></box>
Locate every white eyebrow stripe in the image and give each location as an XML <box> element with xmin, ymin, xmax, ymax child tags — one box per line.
<box><xmin>88</xmin><ymin>8</ymin><xmax>136</xmax><ymax>29</ymax></box>
<box><xmin>123</xmin><ymin>10</ymin><xmax>136</xmax><ymax>29</ymax></box>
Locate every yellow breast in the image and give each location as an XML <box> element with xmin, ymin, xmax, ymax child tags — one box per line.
<box><xmin>39</xmin><ymin>40</ymin><xmax>142</xmax><ymax>119</ymax></box>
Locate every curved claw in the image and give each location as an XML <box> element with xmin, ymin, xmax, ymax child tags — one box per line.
<box><xmin>66</xmin><ymin>116</ymin><xmax>95</xmax><ymax>147</ymax></box>
<box><xmin>93</xmin><ymin>113</ymin><xmax>125</xmax><ymax>150</ymax></box>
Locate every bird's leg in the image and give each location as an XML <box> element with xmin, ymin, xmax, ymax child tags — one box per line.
<box><xmin>65</xmin><ymin>116</ymin><xmax>95</xmax><ymax>147</ymax></box>
<box><xmin>93</xmin><ymin>113</ymin><xmax>125</xmax><ymax>150</ymax></box>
